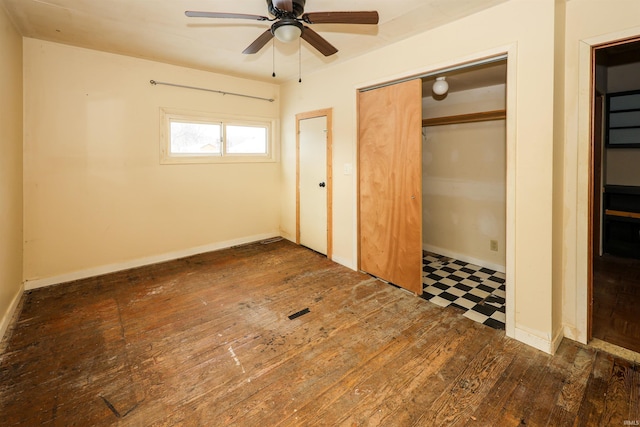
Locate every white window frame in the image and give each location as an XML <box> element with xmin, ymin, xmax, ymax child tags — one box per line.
<box><xmin>160</xmin><ymin>108</ymin><xmax>278</xmax><ymax>164</ymax></box>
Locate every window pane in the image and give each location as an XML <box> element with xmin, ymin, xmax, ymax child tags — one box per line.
<box><xmin>226</xmin><ymin>125</ymin><xmax>268</xmax><ymax>154</ymax></box>
<box><xmin>170</xmin><ymin>121</ymin><xmax>221</xmax><ymax>154</ymax></box>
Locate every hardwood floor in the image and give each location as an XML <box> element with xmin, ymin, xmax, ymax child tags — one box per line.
<box><xmin>593</xmin><ymin>254</ymin><xmax>640</xmax><ymax>354</ymax></box>
<box><xmin>1</xmin><ymin>240</ymin><xmax>639</xmax><ymax>426</ymax></box>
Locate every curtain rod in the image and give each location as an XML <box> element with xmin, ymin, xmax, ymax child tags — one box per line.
<box><xmin>149</xmin><ymin>80</ymin><xmax>275</xmax><ymax>103</ymax></box>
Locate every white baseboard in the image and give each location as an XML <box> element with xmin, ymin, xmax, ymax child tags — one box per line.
<box><xmin>422</xmin><ymin>243</ymin><xmax>505</xmax><ymax>273</ymax></box>
<box><xmin>1</xmin><ymin>284</ymin><xmax>24</xmax><ymax>342</ymax></box>
<box><xmin>331</xmin><ymin>255</ymin><xmax>356</xmax><ymax>271</ymax></box>
<box><xmin>514</xmin><ymin>326</ymin><xmax>564</xmax><ymax>355</ymax></box>
<box><xmin>277</xmin><ymin>235</ymin><xmax>356</xmax><ymax>271</ymax></box>
<box><xmin>24</xmin><ymin>232</ymin><xmax>280</xmax><ymax>291</ymax></box>
<box><xmin>563</xmin><ymin>324</ymin><xmax>587</xmax><ymax>345</ymax></box>
<box><xmin>551</xmin><ymin>327</ymin><xmax>565</xmax><ymax>354</ymax></box>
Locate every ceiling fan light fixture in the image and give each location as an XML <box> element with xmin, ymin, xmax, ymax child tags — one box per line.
<box><xmin>186</xmin><ymin>3</ymin><xmax>379</xmax><ymax>58</ymax></box>
<box><xmin>272</xmin><ymin>20</ymin><xmax>303</xmax><ymax>43</ymax></box>
<box><xmin>432</xmin><ymin>76</ymin><xmax>449</xmax><ymax>95</ymax></box>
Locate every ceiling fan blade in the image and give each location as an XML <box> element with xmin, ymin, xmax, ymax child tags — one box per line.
<box><xmin>185</xmin><ymin>11</ymin><xmax>270</xmax><ymax>21</ymax></box>
<box><xmin>242</xmin><ymin>30</ymin><xmax>274</xmax><ymax>54</ymax></box>
<box><xmin>301</xmin><ymin>26</ymin><xmax>338</xmax><ymax>57</ymax></box>
<box><xmin>273</xmin><ymin>0</ymin><xmax>294</xmax><ymax>13</ymax></box>
<box><xmin>302</xmin><ymin>11</ymin><xmax>379</xmax><ymax>25</ymax></box>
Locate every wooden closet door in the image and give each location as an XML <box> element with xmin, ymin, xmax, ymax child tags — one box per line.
<box><xmin>358</xmin><ymin>79</ymin><xmax>423</xmax><ymax>294</ymax></box>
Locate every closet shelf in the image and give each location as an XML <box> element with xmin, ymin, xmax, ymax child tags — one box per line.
<box><xmin>606</xmin><ymin>209</ymin><xmax>640</xmax><ymax>220</ymax></box>
<box><xmin>422</xmin><ymin>109</ymin><xmax>506</xmax><ymax>127</ymax></box>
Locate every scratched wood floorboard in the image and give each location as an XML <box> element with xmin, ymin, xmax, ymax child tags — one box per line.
<box><xmin>592</xmin><ymin>254</ymin><xmax>640</xmax><ymax>354</ymax></box>
<box><xmin>0</xmin><ymin>240</ymin><xmax>639</xmax><ymax>426</ymax></box>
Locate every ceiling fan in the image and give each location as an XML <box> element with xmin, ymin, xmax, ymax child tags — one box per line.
<box><xmin>185</xmin><ymin>0</ymin><xmax>379</xmax><ymax>57</ymax></box>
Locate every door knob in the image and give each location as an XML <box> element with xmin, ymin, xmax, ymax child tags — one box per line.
<box><xmin>319</xmin><ymin>182</ymin><xmax>326</xmax><ymax>188</ymax></box>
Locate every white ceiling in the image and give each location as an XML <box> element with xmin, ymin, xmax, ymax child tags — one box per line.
<box><xmin>1</xmin><ymin>0</ymin><xmax>508</xmax><ymax>83</ymax></box>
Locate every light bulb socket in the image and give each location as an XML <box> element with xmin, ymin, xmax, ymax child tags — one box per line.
<box><xmin>272</xmin><ymin>20</ymin><xmax>303</xmax><ymax>43</ymax></box>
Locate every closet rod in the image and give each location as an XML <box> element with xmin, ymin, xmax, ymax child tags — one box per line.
<box><xmin>422</xmin><ymin>109</ymin><xmax>506</xmax><ymax>127</ymax></box>
<box><xmin>149</xmin><ymin>80</ymin><xmax>275</xmax><ymax>103</ymax></box>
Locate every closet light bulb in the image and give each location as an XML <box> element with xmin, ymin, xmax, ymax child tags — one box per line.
<box><xmin>432</xmin><ymin>77</ymin><xmax>449</xmax><ymax>96</ymax></box>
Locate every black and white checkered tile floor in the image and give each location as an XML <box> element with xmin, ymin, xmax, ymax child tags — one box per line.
<box><xmin>421</xmin><ymin>252</ymin><xmax>506</xmax><ymax>330</ymax></box>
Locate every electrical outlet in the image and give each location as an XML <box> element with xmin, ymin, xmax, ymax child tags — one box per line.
<box><xmin>490</xmin><ymin>240</ymin><xmax>498</xmax><ymax>251</ymax></box>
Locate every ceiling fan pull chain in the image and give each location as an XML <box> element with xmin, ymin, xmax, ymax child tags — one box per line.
<box><xmin>298</xmin><ymin>38</ymin><xmax>302</xmax><ymax>83</ymax></box>
<box><xmin>272</xmin><ymin>38</ymin><xmax>276</xmax><ymax>78</ymax></box>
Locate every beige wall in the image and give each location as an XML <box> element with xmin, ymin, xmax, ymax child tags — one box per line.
<box><xmin>0</xmin><ymin>5</ymin><xmax>23</xmax><ymax>337</ymax></box>
<box><xmin>280</xmin><ymin>0</ymin><xmax>560</xmax><ymax>352</ymax></box>
<box><xmin>562</xmin><ymin>0</ymin><xmax>640</xmax><ymax>343</ymax></box>
<box><xmin>422</xmin><ymin>85</ymin><xmax>506</xmax><ymax>271</ymax></box>
<box><xmin>23</xmin><ymin>39</ymin><xmax>281</xmax><ymax>286</ymax></box>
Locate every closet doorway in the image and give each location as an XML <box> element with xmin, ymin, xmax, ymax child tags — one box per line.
<box><xmin>420</xmin><ymin>61</ymin><xmax>508</xmax><ymax>329</ymax></box>
<box><xmin>357</xmin><ymin>57</ymin><xmax>510</xmax><ymax>330</ymax></box>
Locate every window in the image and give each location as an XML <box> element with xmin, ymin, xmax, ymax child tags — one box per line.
<box><xmin>170</xmin><ymin>122</ymin><xmax>221</xmax><ymax>155</ymax></box>
<box><xmin>226</xmin><ymin>125</ymin><xmax>267</xmax><ymax>154</ymax></box>
<box><xmin>160</xmin><ymin>108</ymin><xmax>276</xmax><ymax>164</ymax></box>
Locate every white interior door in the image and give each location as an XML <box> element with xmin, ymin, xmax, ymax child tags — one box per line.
<box><xmin>299</xmin><ymin>116</ymin><xmax>328</xmax><ymax>254</ymax></box>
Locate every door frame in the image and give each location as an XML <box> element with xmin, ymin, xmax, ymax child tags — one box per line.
<box><xmin>296</xmin><ymin>108</ymin><xmax>333</xmax><ymax>259</ymax></box>
<box><xmin>355</xmin><ymin>49</ymin><xmax>516</xmax><ymax>338</ymax></box>
<box><xmin>587</xmin><ymin>35</ymin><xmax>640</xmax><ymax>342</ymax></box>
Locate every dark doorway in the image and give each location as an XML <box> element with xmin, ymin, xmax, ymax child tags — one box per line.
<box><xmin>591</xmin><ymin>39</ymin><xmax>640</xmax><ymax>353</ymax></box>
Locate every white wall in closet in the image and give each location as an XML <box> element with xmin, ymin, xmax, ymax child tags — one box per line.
<box><xmin>422</xmin><ymin>84</ymin><xmax>506</xmax><ymax>272</ymax></box>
